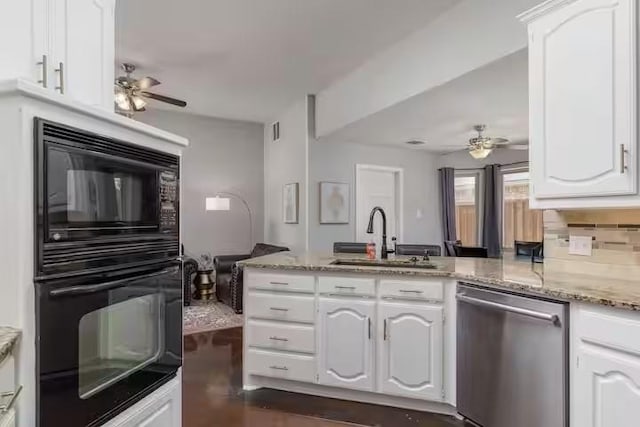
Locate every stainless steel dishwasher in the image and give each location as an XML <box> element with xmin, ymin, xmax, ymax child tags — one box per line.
<box><xmin>456</xmin><ymin>283</ymin><xmax>568</xmax><ymax>427</ymax></box>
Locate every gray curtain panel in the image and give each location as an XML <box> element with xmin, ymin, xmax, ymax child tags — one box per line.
<box><xmin>439</xmin><ymin>167</ymin><xmax>457</xmax><ymax>254</ymax></box>
<box><xmin>482</xmin><ymin>164</ymin><xmax>501</xmax><ymax>257</ymax></box>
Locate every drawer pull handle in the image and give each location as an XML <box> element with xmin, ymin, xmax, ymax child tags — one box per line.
<box><xmin>399</xmin><ymin>289</ymin><xmax>423</xmax><ymax>294</ymax></box>
<box><xmin>269</xmin><ymin>336</ymin><xmax>289</xmax><ymax>342</ymax></box>
<box><xmin>335</xmin><ymin>286</ymin><xmax>356</xmax><ymax>290</ymax></box>
<box><xmin>269</xmin><ymin>365</ymin><xmax>289</xmax><ymax>371</ymax></box>
<box><xmin>270</xmin><ymin>281</ymin><xmax>289</xmax><ymax>286</ymax></box>
<box><xmin>269</xmin><ymin>307</ymin><xmax>289</xmax><ymax>312</ymax></box>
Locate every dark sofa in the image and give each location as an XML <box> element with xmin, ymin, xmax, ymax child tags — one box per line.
<box><xmin>214</xmin><ymin>243</ymin><xmax>289</xmax><ymax>313</ymax></box>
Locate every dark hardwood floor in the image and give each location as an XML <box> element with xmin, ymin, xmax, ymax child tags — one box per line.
<box><xmin>183</xmin><ymin>327</ymin><xmax>469</xmax><ymax>427</ymax></box>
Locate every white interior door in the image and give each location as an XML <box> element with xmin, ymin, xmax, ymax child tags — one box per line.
<box><xmin>356</xmin><ymin>165</ymin><xmax>402</xmax><ymax>246</ymax></box>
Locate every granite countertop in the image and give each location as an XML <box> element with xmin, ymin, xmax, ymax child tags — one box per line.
<box><xmin>0</xmin><ymin>327</ymin><xmax>20</xmax><ymax>365</ymax></box>
<box><xmin>240</xmin><ymin>252</ymin><xmax>640</xmax><ymax>311</ymax></box>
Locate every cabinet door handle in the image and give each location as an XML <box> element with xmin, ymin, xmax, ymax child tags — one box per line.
<box><xmin>269</xmin><ymin>307</ymin><xmax>289</xmax><ymax>312</ymax></box>
<box><xmin>621</xmin><ymin>144</ymin><xmax>628</xmax><ymax>174</ymax></box>
<box><xmin>55</xmin><ymin>62</ymin><xmax>64</xmax><ymax>94</ymax></box>
<box><xmin>37</xmin><ymin>55</ymin><xmax>48</xmax><ymax>88</ymax></box>
<box><xmin>368</xmin><ymin>317</ymin><xmax>372</xmax><ymax>340</ymax></box>
<box><xmin>335</xmin><ymin>285</ymin><xmax>356</xmax><ymax>290</ymax></box>
<box><xmin>269</xmin><ymin>365</ymin><xmax>289</xmax><ymax>371</ymax></box>
<box><xmin>269</xmin><ymin>281</ymin><xmax>288</xmax><ymax>286</ymax></box>
<box><xmin>383</xmin><ymin>319</ymin><xmax>388</xmax><ymax>340</ymax></box>
<box><xmin>269</xmin><ymin>336</ymin><xmax>288</xmax><ymax>342</ymax></box>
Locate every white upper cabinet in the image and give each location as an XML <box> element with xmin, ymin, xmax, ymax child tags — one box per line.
<box><xmin>378</xmin><ymin>302</ymin><xmax>444</xmax><ymax>401</ymax></box>
<box><xmin>0</xmin><ymin>0</ymin><xmax>115</xmax><ymax>111</ymax></box>
<box><xmin>318</xmin><ymin>298</ymin><xmax>375</xmax><ymax>391</ymax></box>
<box><xmin>521</xmin><ymin>0</ymin><xmax>638</xmax><ymax>208</ymax></box>
<box><xmin>51</xmin><ymin>0</ymin><xmax>115</xmax><ymax>110</ymax></box>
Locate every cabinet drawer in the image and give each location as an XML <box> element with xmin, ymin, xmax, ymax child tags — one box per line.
<box><xmin>247</xmin><ymin>349</ymin><xmax>316</xmax><ymax>383</ymax></box>
<box><xmin>247</xmin><ymin>320</ymin><xmax>315</xmax><ymax>354</ymax></box>
<box><xmin>247</xmin><ymin>272</ymin><xmax>315</xmax><ymax>293</ymax></box>
<box><xmin>247</xmin><ymin>292</ymin><xmax>315</xmax><ymax>323</ymax></box>
<box><xmin>318</xmin><ymin>276</ymin><xmax>375</xmax><ymax>296</ymax></box>
<box><xmin>380</xmin><ymin>279</ymin><xmax>444</xmax><ymax>301</ymax></box>
<box><xmin>576</xmin><ymin>305</ymin><xmax>640</xmax><ymax>355</ymax></box>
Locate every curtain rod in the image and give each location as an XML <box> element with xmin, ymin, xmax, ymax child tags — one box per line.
<box><xmin>438</xmin><ymin>161</ymin><xmax>529</xmax><ymax>172</ymax></box>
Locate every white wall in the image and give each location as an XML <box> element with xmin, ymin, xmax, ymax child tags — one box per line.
<box><xmin>438</xmin><ymin>148</ymin><xmax>529</xmax><ymax>169</ymax></box>
<box><xmin>264</xmin><ymin>98</ymin><xmax>310</xmax><ymax>251</ymax></box>
<box><xmin>138</xmin><ymin>110</ymin><xmax>264</xmax><ymax>257</ymax></box>
<box><xmin>316</xmin><ymin>0</ymin><xmax>540</xmax><ymax>137</ymax></box>
<box><xmin>308</xmin><ymin>140</ymin><xmax>441</xmax><ymax>252</ymax></box>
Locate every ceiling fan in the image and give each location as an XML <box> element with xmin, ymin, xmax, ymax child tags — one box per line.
<box><xmin>114</xmin><ymin>63</ymin><xmax>187</xmax><ymax>116</ymax></box>
<box><xmin>465</xmin><ymin>124</ymin><xmax>527</xmax><ymax>159</ymax></box>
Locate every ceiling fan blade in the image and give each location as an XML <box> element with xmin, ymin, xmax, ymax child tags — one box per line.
<box><xmin>490</xmin><ymin>137</ymin><xmax>509</xmax><ymax>144</ymax></box>
<box><xmin>141</xmin><ymin>91</ymin><xmax>187</xmax><ymax>107</ymax></box>
<box><xmin>135</xmin><ymin>76</ymin><xmax>161</xmax><ymax>90</ymax></box>
<box><xmin>501</xmin><ymin>144</ymin><xmax>529</xmax><ymax>150</ymax></box>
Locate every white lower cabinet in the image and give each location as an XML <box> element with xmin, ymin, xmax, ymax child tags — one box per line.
<box><xmin>378</xmin><ymin>302</ymin><xmax>444</xmax><ymax>401</ymax></box>
<box><xmin>244</xmin><ymin>270</ymin><xmax>453</xmax><ymax>409</ymax></box>
<box><xmin>572</xmin><ymin>305</ymin><xmax>640</xmax><ymax>427</ymax></box>
<box><xmin>574</xmin><ymin>348</ymin><xmax>640</xmax><ymax>427</ymax></box>
<box><xmin>318</xmin><ymin>298</ymin><xmax>375</xmax><ymax>391</ymax></box>
<box><xmin>102</xmin><ymin>376</ymin><xmax>181</xmax><ymax>427</ymax></box>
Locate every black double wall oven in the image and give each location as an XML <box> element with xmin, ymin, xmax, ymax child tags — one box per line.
<box><xmin>34</xmin><ymin>118</ymin><xmax>182</xmax><ymax>427</ymax></box>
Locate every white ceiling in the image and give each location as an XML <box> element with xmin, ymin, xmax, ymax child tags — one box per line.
<box><xmin>323</xmin><ymin>49</ymin><xmax>529</xmax><ymax>152</ymax></box>
<box><xmin>115</xmin><ymin>0</ymin><xmax>460</xmax><ymax>123</ymax></box>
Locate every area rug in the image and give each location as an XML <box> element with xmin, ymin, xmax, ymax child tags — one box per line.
<box><xmin>183</xmin><ymin>300</ymin><xmax>244</xmax><ymax>335</ymax></box>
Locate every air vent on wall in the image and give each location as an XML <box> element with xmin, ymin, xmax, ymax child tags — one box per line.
<box><xmin>272</xmin><ymin>121</ymin><xmax>280</xmax><ymax>141</ymax></box>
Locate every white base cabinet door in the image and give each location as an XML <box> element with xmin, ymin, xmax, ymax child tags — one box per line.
<box><xmin>318</xmin><ymin>298</ymin><xmax>375</xmax><ymax>391</ymax></box>
<box><xmin>572</xmin><ymin>305</ymin><xmax>640</xmax><ymax>427</ymax></box>
<box><xmin>523</xmin><ymin>0</ymin><xmax>637</xmax><ymax>203</ymax></box>
<box><xmin>574</xmin><ymin>346</ymin><xmax>640</xmax><ymax>427</ymax></box>
<box><xmin>378</xmin><ymin>302</ymin><xmax>444</xmax><ymax>401</ymax></box>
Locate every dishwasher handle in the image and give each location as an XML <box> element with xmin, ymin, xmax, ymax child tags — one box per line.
<box><xmin>456</xmin><ymin>293</ymin><xmax>560</xmax><ymax>326</ymax></box>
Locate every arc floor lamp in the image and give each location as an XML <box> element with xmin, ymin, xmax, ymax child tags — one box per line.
<box><xmin>205</xmin><ymin>192</ymin><xmax>253</xmax><ymax>251</ymax></box>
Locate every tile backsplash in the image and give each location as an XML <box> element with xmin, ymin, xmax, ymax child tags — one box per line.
<box><xmin>544</xmin><ymin>209</ymin><xmax>640</xmax><ymax>279</ymax></box>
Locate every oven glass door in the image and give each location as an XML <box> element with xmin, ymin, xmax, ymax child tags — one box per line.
<box><xmin>45</xmin><ymin>143</ymin><xmax>161</xmax><ymax>241</ymax></box>
<box><xmin>37</xmin><ymin>264</ymin><xmax>182</xmax><ymax>427</ymax></box>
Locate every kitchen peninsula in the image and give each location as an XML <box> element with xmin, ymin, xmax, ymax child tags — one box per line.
<box><xmin>240</xmin><ymin>252</ymin><xmax>640</xmax><ymax>426</ymax></box>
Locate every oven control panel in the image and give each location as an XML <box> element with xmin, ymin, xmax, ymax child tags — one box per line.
<box><xmin>160</xmin><ymin>171</ymin><xmax>178</xmax><ymax>229</ymax></box>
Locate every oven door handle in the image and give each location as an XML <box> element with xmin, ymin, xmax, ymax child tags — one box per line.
<box><xmin>49</xmin><ymin>267</ymin><xmax>178</xmax><ymax>298</ymax></box>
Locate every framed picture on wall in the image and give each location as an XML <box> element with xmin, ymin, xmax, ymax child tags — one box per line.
<box><xmin>320</xmin><ymin>181</ymin><xmax>349</xmax><ymax>224</ymax></box>
<box><xmin>283</xmin><ymin>183</ymin><xmax>299</xmax><ymax>224</ymax></box>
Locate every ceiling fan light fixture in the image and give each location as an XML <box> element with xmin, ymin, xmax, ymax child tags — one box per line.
<box><xmin>469</xmin><ymin>146</ymin><xmax>492</xmax><ymax>159</ymax></box>
<box><xmin>132</xmin><ymin>96</ymin><xmax>147</xmax><ymax>110</ymax></box>
<box><xmin>114</xmin><ymin>92</ymin><xmax>130</xmax><ymax>110</ymax></box>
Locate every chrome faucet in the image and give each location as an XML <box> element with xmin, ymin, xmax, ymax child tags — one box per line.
<box><xmin>366</xmin><ymin>206</ymin><xmax>389</xmax><ymax>259</ymax></box>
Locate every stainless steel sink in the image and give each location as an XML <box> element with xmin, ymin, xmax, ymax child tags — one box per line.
<box><xmin>330</xmin><ymin>258</ymin><xmax>438</xmax><ymax>269</ymax></box>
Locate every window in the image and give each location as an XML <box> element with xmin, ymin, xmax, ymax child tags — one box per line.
<box><xmin>454</xmin><ymin>174</ymin><xmax>479</xmax><ymax>246</ymax></box>
<box><xmin>502</xmin><ymin>170</ymin><xmax>543</xmax><ymax>249</ymax></box>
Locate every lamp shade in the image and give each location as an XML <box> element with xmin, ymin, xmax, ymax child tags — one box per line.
<box><xmin>206</xmin><ymin>196</ymin><xmax>230</xmax><ymax>211</ymax></box>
